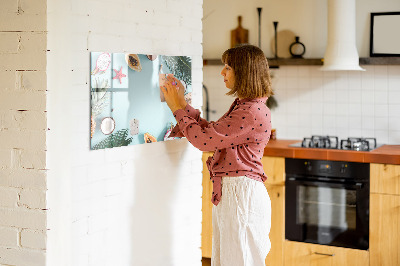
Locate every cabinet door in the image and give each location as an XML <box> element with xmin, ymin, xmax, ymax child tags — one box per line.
<box><xmin>261</xmin><ymin>156</ymin><xmax>285</xmax><ymax>185</ymax></box>
<box><xmin>202</xmin><ymin>152</ymin><xmax>213</xmax><ymax>258</ymax></box>
<box><xmin>264</xmin><ymin>185</ymin><xmax>284</xmax><ymax>266</ymax></box>
<box><xmin>370</xmin><ymin>193</ymin><xmax>400</xmax><ymax>266</ymax></box>
<box><xmin>370</xmin><ymin>163</ymin><xmax>400</xmax><ymax>195</ymax></box>
<box><xmin>284</xmin><ymin>241</ymin><xmax>369</xmax><ymax>266</ymax></box>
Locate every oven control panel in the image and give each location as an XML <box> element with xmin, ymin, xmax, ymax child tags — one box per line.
<box><xmin>286</xmin><ymin>158</ymin><xmax>369</xmax><ymax>180</ymax></box>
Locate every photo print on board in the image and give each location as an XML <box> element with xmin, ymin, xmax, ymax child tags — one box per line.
<box><xmin>90</xmin><ymin>52</ymin><xmax>192</xmax><ymax>150</ymax></box>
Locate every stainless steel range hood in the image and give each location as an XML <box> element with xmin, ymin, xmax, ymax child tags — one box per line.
<box><xmin>320</xmin><ymin>0</ymin><xmax>365</xmax><ymax>71</ymax></box>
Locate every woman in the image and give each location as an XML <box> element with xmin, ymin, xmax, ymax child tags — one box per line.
<box><xmin>162</xmin><ymin>44</ymin><xmax>273</xmax><ymax>266</ymax></box>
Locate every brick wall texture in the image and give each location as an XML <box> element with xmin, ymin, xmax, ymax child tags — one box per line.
<box><xmin>0</xmin><ymin>0</ymin><xmax>48</xmax><ymax>265</ymax></box>
<box><xmin>1</xmin><ymin>0</ymin><xmax>204</xmax><ymax>265</ymax></box>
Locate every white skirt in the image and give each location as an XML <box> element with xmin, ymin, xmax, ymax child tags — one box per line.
<box><xmin>212</xmin><ymin>176</ymin><xmax>271</xmax><ymax>266</ymax></box>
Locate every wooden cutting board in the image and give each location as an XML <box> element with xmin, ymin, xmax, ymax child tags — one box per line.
<box><xmin>231</xmin><ymin>16</ymin><xmax>249</xmax><ymax>48</ymax></box>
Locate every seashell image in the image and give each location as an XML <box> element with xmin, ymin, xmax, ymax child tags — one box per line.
<box><xmin>164</xmin><ymin>123</ymin><xmax>175</xmax><ymax>141</ymax></box>
<box><xmin>130</xmin><ymin>118</ymin><xmax>139</xmax><ymax>136</ymax></box>
<box><xmin>101</xmin><ymin>117</ymin><xmax>116</xmax><ymax>135</ymax></box>
<box><xmin>146</xmin><ymin>55</ymin><xmax>158</xmax><ymax>61</ymax></box>
<box><xmin>125</xmin><ymin>54</ymin><xmax>142</xmax><ymax>72</ymax></box>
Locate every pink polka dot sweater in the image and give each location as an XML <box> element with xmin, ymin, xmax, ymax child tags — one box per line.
<box><xmin>170</xmin><ymin>97</ymin><xmax>271</xmax><ymax>206</ymax></box>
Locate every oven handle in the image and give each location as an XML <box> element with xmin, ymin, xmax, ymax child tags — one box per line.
<box><xmin>286</xmin><ymin>177</ymin><xmax>364</xmax><ymax>189</ymax></box>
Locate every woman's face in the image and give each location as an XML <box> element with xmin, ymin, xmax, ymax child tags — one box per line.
<box><xmin>220</xmin><ymin>64</ymin><xmax>235</xmax><ymax>89</ymax></box>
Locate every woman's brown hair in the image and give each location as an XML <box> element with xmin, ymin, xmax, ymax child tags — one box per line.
<box><xmin>221</xmin><ymin>44</ymin><xmax>273</xmax><ymax>99</ymax></box>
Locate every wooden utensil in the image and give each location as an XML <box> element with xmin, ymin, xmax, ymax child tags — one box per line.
<box><xmin>231</xmin><ymin>16</ymin><xmax>249</xmax><ymax>48</ymax></box>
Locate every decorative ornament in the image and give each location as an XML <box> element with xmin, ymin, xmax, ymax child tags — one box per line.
<box><xmin>113</xmin><ymin>67</ymin><xmax>127</xmax><ymax>84</ymax></box>
<box><xmin>146</xmin><ymin>55</ymin><xmax>158</xmax><ymax>61</ymax></box>
<box><xmin>126</xmin><ymin>54</ymin><xmax>142</xmax><ymax>72</ymax></box>
<box><xmin>91</xmin><ymin>53</ymin><xmax>111</xmax><ymax>75</ymax></box>
<box><xmin>289</xmin><ymin>36</ymin><xmax>306</xmax><ymax>58</ymax></box>
<box><xmin>101</xmin><ymin>117</ymin><xmax>116</xmax><ymax>135</ymax></box>
<box><xmin>144</xmin><ymin>133</ymin><xmax>157</xmax><ymax>143</ymax></box>
<box><xmin>257</xmin><ymin>8</ymin><xmax>262</xmax><ymax>48</ymax></box>
<box><xmin>130</xmin><ymin>118</ymin><xmax>139</xmax><ymax>136</ymax></box>
<box><xmin>164</xmin><ymin>123</ymin><xmax>175</xmax><ymax>141</ymax></box>
<box><xmin>273</xmin><ymin>21</ymin><xmax>279</xmax><ymax>59</ymax></box>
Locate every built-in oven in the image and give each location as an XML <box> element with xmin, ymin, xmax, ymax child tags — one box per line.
<box><xmin>285</xmin><ymin>158</ymin><xmax>369</xmax><ymax>250</ymax></box>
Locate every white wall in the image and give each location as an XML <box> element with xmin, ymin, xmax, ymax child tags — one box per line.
<box><xmin>46</xmin><ymin>0</ymin><xmax>203</xmax><ymax>266</ymax></box>
<box><xmin>203</xmin><ymin>0</ymin><xmax>400</xmax><ymax>58</ymax></box>
<box><xmin>203</xmin><ymin>0</ymin><xmax>400</xmax><ymax>145</ymax></box>
<box><xmin>271</xmin><ymin>65</ymin><xmax>400</xmax><ymax>144</ymax></box>
<box><xmin>204</xmin><ymin>64</ymin><xmax>400</xmax><ymax>145</ymax></box>
<box><xmin>0</xmin><ymin>0</ymin><xmax>48</xmax><ymax>265</ymax></box>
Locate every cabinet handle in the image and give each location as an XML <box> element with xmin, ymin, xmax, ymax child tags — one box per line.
<box><xmin>314</xmin><ymin>252</ymin><xmax>335</xmax><ymax>257</ymax></box>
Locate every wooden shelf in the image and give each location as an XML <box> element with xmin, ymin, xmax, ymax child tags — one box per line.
<box><xmin>203</xmin><ymin>57</ymin><xmax>400</xmax><ymax>67</ymax></box>
<box><xmin>203</xmin><ymin>58</ymin><xmax>323</xmax><ymax>67</ymax></box>
<box><xmin>268</xmin><ymin>58</ymin><xmax>322</xmax><ymax>67</ymax></box>
<box><xmin>359</xmin><ymin>57</ymin><xmax>400</xmax><ymax>65</ymax></box>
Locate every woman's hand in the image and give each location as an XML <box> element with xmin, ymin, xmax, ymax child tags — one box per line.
<box><xmin>161</xmin><ymin>75</ymin><xmax>187</xmax><ymax>113</ymax></box>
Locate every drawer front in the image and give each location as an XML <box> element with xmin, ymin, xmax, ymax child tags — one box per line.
<box><xmin>370</xmin><ymin>163</ymin><xmax>400</xmax><ymax>195</ymax></box>
<box><xmin>284</xmin><ymin>241</ymin><xmax>369</xmax><ymax>266</ymax></box>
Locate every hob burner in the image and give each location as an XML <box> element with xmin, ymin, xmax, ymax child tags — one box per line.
<box><xmin>340</xmin><ymin>137</ymin><xmax>377</xmax><ymax>151</ymax></box>
<box><xmin>301</xmin><ymin>135</ymin><xmax>339</xmax><ymax>149</ymax></box>
<box><xmin>291</xmin><ymin>136</ymin><xmax>379</xmax><ymax>151</ymax></box>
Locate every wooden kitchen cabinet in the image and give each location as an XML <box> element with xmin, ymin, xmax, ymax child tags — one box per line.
<box><xmin>201</xmin><ymin>154</ymin><xmax>286</xmax><ymax>265</ymax></box>
<box><xmin>202</xmin><ymin>152</ymin><xmax>213</xmax><ymax>258</ymax></box>
<box><xmin>370</xmin><ymin>163</ymin><xmax>400</xmax><ymax>266</ymax></box>
<box><xmin>261</xmin><ymin>156</ymin><xmax>285</xmax><ymax>186</ymax></box>
<box><xmin>262</xmin><ymin>156</ymin><xmax>285</xmax><ymax>266</ymax></box>
<box><xmin>370</xmin><ymin>163</ymin><xmax>400</xmax><ymax>195</ymax></box>
<box><xmin>370</xmin><ymin>193</ymin><xmax>400</xmax><ymax>266</ymax></box>
<box><xmin>284</xmin><ymin>241</ymin><xmax>369</xmax><ymax>266</ymax></box>
<box><xmin>264</xmin><ymin>184</ymin><xmax>285</xmax><ymax>266</ymax></box>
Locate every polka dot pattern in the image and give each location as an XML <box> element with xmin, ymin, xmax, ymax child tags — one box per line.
<box><xmin>171</xmin><ymin>97</ymin><xmax>272</xmax><ymax>206</ymax></box>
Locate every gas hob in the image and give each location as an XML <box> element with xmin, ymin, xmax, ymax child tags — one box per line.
<box><xmin>289</xmin><ymin>135</ymin><xmax>382</xmax><ymax>151</ymax></box>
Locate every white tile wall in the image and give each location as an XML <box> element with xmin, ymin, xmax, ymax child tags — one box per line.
<box><xmin>273</xmin><ymin>65</ymin><xmax>400</xmax><ymax>144</ymax></box>
<box><xmin>203</xmin><ymin>65</ymin><xmax>400</xmax><ymax>144</ymax></box>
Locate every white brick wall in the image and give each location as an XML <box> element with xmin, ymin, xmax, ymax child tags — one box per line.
<box><xmin>47</xmin><ymin>1</ymin><xmax>203</xmax><ymax>266</ymax></box>
<box><xmin>2</xmin><ymin>0</ymin><xmax>203</xmax><ymax>265</ymax></box>
<box><xmin>21</xmin><ymin>229</ymin><xmax>47</xmax><ymax>250</ymax></box>
<box><xmin>0</xmin><ymin>227</ymin><xmax>19</xmax><ymax>247</ymax></box>
<box><xmin>0</xmin><ymin>0</ymin><xmax>48</xmax><ymax>265</ymax></box>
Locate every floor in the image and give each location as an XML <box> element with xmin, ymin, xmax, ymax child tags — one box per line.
<box><xmin>202</xmin><ymin>257</ymin><xmax>211</xmax><ymax>266</ymax></box>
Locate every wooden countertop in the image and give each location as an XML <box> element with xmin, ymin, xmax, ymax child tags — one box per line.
<box><xmin>263</xmin><ymin>139</ymin><xmax>400</xmax><ymax>165</ymax></box>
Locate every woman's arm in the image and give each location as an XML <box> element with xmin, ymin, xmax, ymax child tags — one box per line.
<box><xmin>169</xmin><ymin>104</ymin><xmax>211</xmax><ymax>137</ymax></box>
<box><xmin>173</xmin><ymin>106</ymin><xmax>256</xmax><ymax>152</ymax></box>
<box><xmin>162</xmin><ymin>75</ymin><xmax>211</xmax><ymax>137</ymax></box>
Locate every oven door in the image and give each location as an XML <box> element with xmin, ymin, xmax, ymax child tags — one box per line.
<box><xmin>285</xmin><ymin>177</ymin><xmax>369</xmax><ymax>250</ymax></box>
